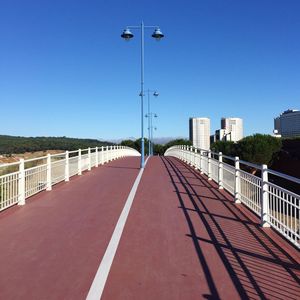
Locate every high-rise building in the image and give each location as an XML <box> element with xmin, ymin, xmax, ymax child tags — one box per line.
<box><xmin>274</xmin><ymin>109</ymin><xmax>300</xmax><ymax>137</ymax></box>
<box><xmin>220</xmin><ymin>117</ymin><xmax>243</xmax><ymax>142</ymax></box>
<box><xmin>189</xmin><ymin>117</ymin><xmax>210</xmax><ymax>150</ymax></box>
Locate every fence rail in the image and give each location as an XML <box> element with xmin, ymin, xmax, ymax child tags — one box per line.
<box><xmin>165</xmin><ymin>145</ymin><xmax>300</xmax><ymax>249</ymax></box>
<box><xmin>0</xmin><ymin>146</ymin><xmax>140</xmax><ymax>212</ymax></box>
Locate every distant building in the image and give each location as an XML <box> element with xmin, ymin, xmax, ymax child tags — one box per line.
<box><xmin>215</xmin><ymin>129</ymin><xmax>229</xmax><ymax>142</ymax></box>
<box><xmin>210</xmin><ymin>134</ymin><xmax>216</xmax><ymax>145</ymax></box>
<box><xmin>219</xmin><ymin>117</ymin><xmax>243</xmax><ymax>142</ymax></box>
<box><xmin>189</xmin><ymin>117</ymin><xmax>210</xmax><ymax>150</ymax></box>
<box><xmin>274</xmin><ymin>109</ymin><xmax>300</xmax><ymax>138</ymax></box>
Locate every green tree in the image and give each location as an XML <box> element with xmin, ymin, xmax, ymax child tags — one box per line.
<box><xmin>235</xmin><ymin>134</ymin><xmax>282</xmax><ymax>165</ymax></box>
<box><xmin>120</xmin><ymin>139</ymin><xmax>136</xmax><ymax>149</ymax></box>
<box><xmin>211</xmin><ymin>141</ymin><xmax>235</xmax><ymax>156</ymax></box>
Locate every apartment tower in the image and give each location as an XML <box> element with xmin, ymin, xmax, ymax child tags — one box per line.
<box><xmin>189</xmin><ymin>117</ymin><xmax>210</xmax><ymax>150</ymax></box>
<box><xmin>220</xmin><ymin>117</ymin><xmax>243</xmax><ymax>142</ymax></box>
<box><xmin>274</xmin><ymin>109</ymin><xmax>300</xmax><ymax>138</ymax></box>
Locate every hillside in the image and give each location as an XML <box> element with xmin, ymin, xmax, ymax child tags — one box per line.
<box><xmin>0</xmin><ymin>135</ymin><xmax>112</xmax><ymax>155</ymax></box>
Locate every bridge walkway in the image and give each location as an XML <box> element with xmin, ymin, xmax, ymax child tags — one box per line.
<box><xmin>0</xmin><ymin>156</ymin><xmax>299</xmax><ymax>299</ymax></box>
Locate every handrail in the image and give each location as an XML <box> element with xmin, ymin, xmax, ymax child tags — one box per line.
<box><xmin>164</xmin><ymin>144</ymin><xmax>300</xmax><ymax>249</ymax></box>
<box><xmin>0</xmin><ymin>146</ymin><xmax>140</xmax><ymax>212</ymax></box>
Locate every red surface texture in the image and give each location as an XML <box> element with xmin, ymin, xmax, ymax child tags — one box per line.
<box><xmin>101</xmin><ymin>156</ymin><xmax>300</xmax><ymax>300</ymax></box>
<box><xmin>0</xmin><ymin>157</ymin><xmax>140</xmax><ymax>300</ymax></box>
<box><xmin>0</xmin><ymin>156</ymin><xmax>299</xmax><ymax>300</ymax></box>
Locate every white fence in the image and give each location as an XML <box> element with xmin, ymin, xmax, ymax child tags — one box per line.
<box><xmin>165</xmin><ymin>145</ymin><xmax>300</xmax><ymax>249</ymax></box>
<box><xmin>0</xmin><ymin>146</ymin><xmax>140</xmax><ymax>212</ymax></box>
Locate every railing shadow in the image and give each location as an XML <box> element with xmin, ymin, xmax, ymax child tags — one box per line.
<box><xmin>105</xmin><ymin>165</ymin><xmax>140</xmax><ymax>170</ymax></box>
<box><xmin>162</xmin><ymin>156</ymin><xmax>300</xmax><ymax>300</ymax></box>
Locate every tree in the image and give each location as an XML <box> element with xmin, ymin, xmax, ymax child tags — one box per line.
<box><xmin>120</xmin><ymin>138</ymin><xmax>149</xmax><ymax>155</ymax></box>
<box><xmin>235</xmin><ymin>134</ymin><xmax>282</xmax><ymax>166</ymax></box>
<box><xmin>211</xmin><ymin>141</ymin><xmax>235</xmax><ymax>156</ymax></box>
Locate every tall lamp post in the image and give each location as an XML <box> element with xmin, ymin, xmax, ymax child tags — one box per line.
<box><xmin>146</xmin><ymin>89</ymin><xmax>158</xmax><ymax>156</ymax></box>
<box><xmin>146</xmin><ymin>112</ymin><xmax>158</xmax><ymax>156</ymax></box>
<box><xmin>150</xmin><ymin>115</ymin><xmax>158</xmax><ymax>155</ymax></box>
<box><xmin>121</xmin><ymin>22</ymin><xmax>164</xmax><ymax>168</ymax></box>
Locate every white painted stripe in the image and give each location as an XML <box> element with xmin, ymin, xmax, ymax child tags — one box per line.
<box><xmin>86</xmin><ymin>157</ymin><xmax>149</xmax><ymax>300</ymax></box>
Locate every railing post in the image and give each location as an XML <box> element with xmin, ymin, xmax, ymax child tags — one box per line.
<box><xmin>208</xmin><ymin>150</ymin><xmax>212</xmax><ymax>180</ymax></box>
<box><xmin>88</xmin><ymin>147</ymin><xmax>91</xmax><ymax>171</ymax></box>
<box><xmin>18</xmin><ymin>159</ymin><xmax>25</xmax><ymax>205</ymax></box>
<box><xmin>101</xmin><ymin>146</ymin><xmax>104</xmax><ymax>164</ymax></box>
<box><xmin>194</xmin><ymin>148</ymin><xmax>197</xmax><ymax>169</ymax></box>
<box><xmin>78</xmin><ymin>149</ymin><xmax>82</xmax><ymax>175</ymax></box>
<box><xmin>190</xmin><ymin>146</ymin><xmax>193</xmax><ymax>165</ymax></box>
<box><xmin>186</xmin><ymin>145</ymin><xmax>188</xmax><ymax>162</ymax></box>
<box><xmin>218</xmin><ymin>152</ymin><xmax>223</xmax><ymax>189</ymax></box>
<box><xmin>261</xmin><ymin>164</ymin><xmax>270</xmax><ymax>227</ymax></box>
<box><xmin>95</xmin><ymin>147</ymin><xmax>99</xmax><ymax>167</ymax></box>
<box><xmin>200</xmin><ymin>150</ymin><xmax>203</xmax><ymax>174</ymax></box>
<box><xmin>234</xmin><ymin>156</ymin><xmax>241</xmax><ymax>203</ymax></box>
<box><xmin>65</xmin><ymin>151</ymin><xmax>69</xmax><ymax>182</ymax></box>
<box><xmin>180</xmin><ymin>145</ymin><xmax>183</xmax><ymax>160</ymax></box>
<box><xmin>46</xmin><ymin>154</ymin><xmax>52</xmax><ymax>191</ymax></box>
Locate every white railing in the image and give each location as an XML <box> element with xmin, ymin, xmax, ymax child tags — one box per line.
<box><xmin>0</xmin><ymin>146</ymin><xmax>140</xmax><ymax>212</ymax></box>
<box><xmin>165</xmin><ymin>145</ymin><xmax>300</xmax><ymax>249</ymax></box>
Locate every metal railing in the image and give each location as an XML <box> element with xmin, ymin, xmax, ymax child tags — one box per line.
<box><xmin>0</xmin><ymin>146</ymin><xmax>140</xmax><ymax>212</ymax></box>
<box><xmin>165</xmin><ymin>145</ymin><xmax>300</xmax><ymax>249</ymax></box>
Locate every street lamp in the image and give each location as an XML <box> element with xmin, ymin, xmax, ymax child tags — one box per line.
<box><xmin>145</xmin><ymin>112</ymin><xmax>158</xmax><ymax>156</ymax></box>
<box><xmin>145</xmin><ymin>89</ymin><xmax>159</xmax><ymax>156</ymax></box>
<box><xmin>150</xmin><ymin>115</ymin><xmax>158</xmax><ymax>155</ymax></box>
<box><xmin>121</xmin><ymin>22</ymin><xmax>164</xmax><ymax>168</ymax></box>
<box><xmin>152</xmin><ymin>126</ymin><xmax>157</xmax><ymax>155</ymax></box>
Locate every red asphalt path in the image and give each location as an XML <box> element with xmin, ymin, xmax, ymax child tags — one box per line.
<box><xmin>0</xmin><ymin>157</ymin><xmax>140</xmax><ymax>300</ymax></box>
<box><xmin>101</xmin><ymin>156</ymin><xmax>300</xmax><ymax>300</ymax></box>
<box><xmin>0</xmin><ymin>156</ymin><xmax>299</xmax><ymax>300</ymax></box>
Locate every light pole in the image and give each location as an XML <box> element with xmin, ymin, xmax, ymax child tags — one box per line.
<box><xmin>150</xmin><ymin>118</ymin><xmax>157</xmax><ymax>155</ymax></box>
<box><xmin>146</xmin><ymin>89</ymin><xmax>158</xmax><ymax>156</ymax></box>
<box><xmin>145</xmin><ymin>112</ymin><xmax>158</xmax><ymax>156</ymax></box>
<box><xmin>121</xmin><ymin>22</ymin><xmax>164</xmax><ymax>168</ymax></box>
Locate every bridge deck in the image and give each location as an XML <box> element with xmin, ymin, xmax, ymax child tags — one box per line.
<box><xmin>0</xmin><ymin>156</ymin><xmax>299</xmax><ymax>299</ymax></box>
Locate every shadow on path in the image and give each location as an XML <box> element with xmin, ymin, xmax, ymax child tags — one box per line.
<box><xmin>162</xmin><ymin>156</ymin><xmax>300</xmax><ymax>300</ymax></box>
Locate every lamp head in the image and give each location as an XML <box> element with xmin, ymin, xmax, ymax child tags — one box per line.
<box><xmin>121</xmin><ymin>28</ymin><xmax>134</xmax><ymax>40</ymax></box>
<box><xmin>153</xmin><ymin>91</ymin><xmax>159</xmax><ymax>97</ymax></box>
<box><xmin>152</xmin><ymin>28</ymin><xmax>164</xmax><ymax>41</ymax></box>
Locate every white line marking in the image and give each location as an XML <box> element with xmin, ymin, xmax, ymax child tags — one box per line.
<box><xmin>86</xmin><ymin>157</ymin><xmax>149</xmax><ymax>300</ymax></box>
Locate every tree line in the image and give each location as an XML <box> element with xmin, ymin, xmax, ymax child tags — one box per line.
<box><xmin>121</xmin><ymin>134</ymin><xmax>300</xmax><ymax>182</ymax></box>
<box><xmin>0</xmin><ymin>135</ymin><xmax>112</xmax><ymax>155</ymax></box>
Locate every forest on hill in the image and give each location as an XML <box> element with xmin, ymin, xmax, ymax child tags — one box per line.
<box><xmin>0</xmin><ymin>135</ymin><xmax>112</xmax><ymax>155</ymax></box>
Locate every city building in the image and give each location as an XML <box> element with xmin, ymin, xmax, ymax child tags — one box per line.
<box><xmin>189</xmin><ymin>117</ymin><xmax>210</xmax><ymax>150</ymax></box>
<box><xmin>274</xmin><ymin>109</ymin><xmax>300</xmax><ymax>138</ymax></box>
<box><xmin>215</xmin><ymin>129</ymin><xmax>229</xmax><ymax>141</ymax></box>
<box><xmin>218</xmin><ymin>117</ymin><xmax>243</xmax><ymax>142</ymax></box>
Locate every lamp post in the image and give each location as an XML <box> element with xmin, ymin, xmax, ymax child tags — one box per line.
<box><xmin>151</xmin><ymin>123</ymin><xmax>157</xmax><ymax>155</ymax></box>
<box><xmin>146</xmin><ymin>89</ymin><xmax>158</xmax><ymax>156</ymax></box>
<box><xmin>121</xmin><ymin>22</ymin><xmax>164</xmax><ymax>168</ymax></box>
<box><xmin>145</xmin><ymin>112</ymin><xmax>158</xmax><ymax>156</ymax></box>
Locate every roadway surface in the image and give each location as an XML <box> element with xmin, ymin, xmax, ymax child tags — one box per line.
<box><xmin>0</xmin><ymin>156</ymin><xmax>299</xmax><ymax>299</ymax></box>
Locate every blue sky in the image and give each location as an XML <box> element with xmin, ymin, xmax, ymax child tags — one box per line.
<box><xmin>1</xmin><ymin>0</ymin><xmax>299</xmax><ymax>140</ymax></box>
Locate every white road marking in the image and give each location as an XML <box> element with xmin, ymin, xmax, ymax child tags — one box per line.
<box><xmin>86</xmin><ymin>157</ymin><xmax>149</xmax><ymax>300</ymax></box>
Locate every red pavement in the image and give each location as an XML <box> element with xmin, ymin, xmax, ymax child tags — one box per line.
<box><xmin>0</xmin><ymin>157</ymin><xmax>140</xmax><ymax>300</ymax></box>
<box><xmin>0</xmin><ymin>156</ymin><xmax>299</xmax><ymax>300</ymax></box>
<box><xmin>101</xmin><ymin>156</ymin><xmax>300</xmax><ymax>300</ymax></box>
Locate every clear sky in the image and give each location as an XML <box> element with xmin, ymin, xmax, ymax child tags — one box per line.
<box><xmin>1</xmin><ymin>0</ymin><xmax>299</xmax><ymax>140</ymax></box>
